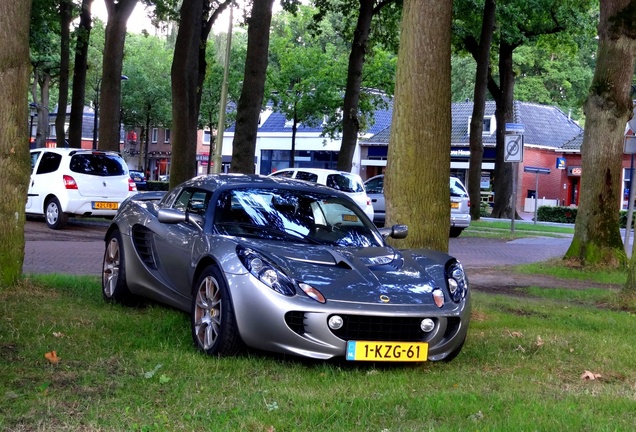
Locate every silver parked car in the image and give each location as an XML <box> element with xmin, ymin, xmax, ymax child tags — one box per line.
<box><xmin>364</xmin><ymin>175</ymin><xmax>472</xmax><ymax>237</ymax></box>
<box><xmin>102</xmin><ymin>174</ymin><xmax>470</xmax><ymax>362</ymax></box>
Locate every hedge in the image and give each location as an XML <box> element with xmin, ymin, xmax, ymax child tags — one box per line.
<box><xmin>536</xmin><ymin>205</ymin><xmax>634</xmax><ymax>228</ymax></box>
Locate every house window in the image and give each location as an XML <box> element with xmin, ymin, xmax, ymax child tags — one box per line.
<box><xmin>164</xmin><ymin>129</ymin><xmax>171</xmax><ymax>143</ymax></box>
<box><xmin>203</xmin><ymin>130</ymin><xmax>211</xmax><ymax>145</ymax></box>
<box><xmin>151</xmin><ymin>128</ymin><xmax>158</xmax><ymax>144</ymax></box>
<box><xmin>468</xmin><ymin>116</ymin><xmax>496</xmax><ymax>136</ymax></box>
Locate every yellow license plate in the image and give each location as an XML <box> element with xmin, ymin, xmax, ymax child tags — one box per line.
<box><xmin>93</xmin><ymin>201</ymin><xmax>119</xmax><ymax>210</ymax></box>
<box><xmin>346</xmin><ymin>341</ymin><xmax>428</xmax><ymax>362</ymax></box>
<box><xmin>451</xmin><ymin>202</ymin><xmax>459</xmax><ymax>209</ymax></box>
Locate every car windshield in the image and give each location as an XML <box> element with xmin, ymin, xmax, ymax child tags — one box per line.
<box><xmin>214</xmin><ymin>187</ymin><xmax>382</xmax><ymax>247</ymax></box>
<box><xmin>69</xmin><ymin>153</ymin><xmax>127</xmax><ymax>176</ymax></box>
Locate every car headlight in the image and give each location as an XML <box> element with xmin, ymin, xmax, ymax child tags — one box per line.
<box><xmin>447</xmin><ymin>261</ymin><xmax>468</xmax><ymax>302</ymax></box>
<box><xmin>237</xmin><ymin>246</ymin><xmax>296</xmax><ymax>296</ymax></box>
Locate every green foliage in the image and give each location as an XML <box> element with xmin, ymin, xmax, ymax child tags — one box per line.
<box><xmin>536</xmin><ymin>205</ymin><xmax>578</xmax><ymax>223</ymax></box>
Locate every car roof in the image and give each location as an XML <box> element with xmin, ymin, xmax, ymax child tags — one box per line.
<box><xmin>365</xmin><ymin>174</ymin><xmax>463</xmax><ymax>183</ymax></box>
<box><xmin>272</xmin><ymin>167</ymin><xmax>361</xmax><ymax>177</ymax></box>
<box><xmin>177</xmin><ymin>173</ymin><xmax>343</xmax><ymax>195</ymax></box>
<box><xmin>31</xmin><ymin>148</ymin><xmax>123</xmax><ymax>157</ymax></box>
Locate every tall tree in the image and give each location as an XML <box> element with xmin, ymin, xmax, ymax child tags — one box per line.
<box><xmin>98</xmin><ymin>0</ymin><xmax>138</xmax><ymax>152</ymax></box>
<box><xmin>170</xmin><ymin>0</ymin><xmax>204</xmax><ymax>183</ymax></box>
<box><xmin>385</xmin><ymin>0</ymin><xmax>451</xmax><ymax>251</ymax></box>
<box><xmin>56</xmin><ymin>0</ymin><xmax>74</xmax><ymax>147</ymax></box>
<box><xmin>229</xmin><ymin>0</ymin><xmax>276</xmax><ymax>174</ymax></box>
<box><xmin>0</xmin><ymin>0</ymin><xmax>32</xmax><ymax>286</ymax></box>
<box><xmin>566</xmin><ymin>0</ymin><xmax>636</xmax><ymax>270</ymax></box>
<box><xmin>68</xmin><ymin>0</ymin><xmax>94</xmax><ymax>148</ymax></box>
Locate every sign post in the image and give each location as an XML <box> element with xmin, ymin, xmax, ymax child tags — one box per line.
<box><xmin>505</xmin><ymin>123</ymin><xmax>525</xmax><ymax>234</ymax></box>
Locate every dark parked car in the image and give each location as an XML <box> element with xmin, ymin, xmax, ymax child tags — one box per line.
<box><xmin>102</xmin><ymin>174</ymin><xmax>470</xmax><ymax>362</ymax></box>
<box><xmin>129</xmin><ymin>170</ymin><xmax>147</xmax><ymax>191</ymax></box>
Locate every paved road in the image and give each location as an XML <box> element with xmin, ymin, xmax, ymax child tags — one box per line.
<box><xmin>23</xmin><ymin>218</ymin><xmax>572</xmax><ymax>276</ymax></box>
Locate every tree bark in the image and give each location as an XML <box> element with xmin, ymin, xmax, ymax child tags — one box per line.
<box><xmin>230</xmin><ymin>0</ymin><xmax>275</xmax><ymax>174</ymax></box>
<box><xmin>98</xmin><ymin>0</ymin><xmax>137</xmax><ymax>152</ymax></box>
<box><xmin>56</xmin><ymin>0</ymin><xmax>73</xmax><ymax>147</ymax></box>
<box><xmin>171</xmin><ymin>0</ymin><xmax>204</xmax><ymax>184</ymax></box>
<box><xmin>336</xmin><ymin>0</ymin><xmax>374</xmax><ymax>172</ymax></box>
<box><xmin>467</xmin><ymin>0</ymin><xmax>495</xmax><ymax>222</ymax></box>
<box><xmin>68</xmin><ymin>0</ymin><xmax>93</xmax><ymax>148</ymax></box>
<box><xmin>0</xmin><ymin>0</ymin><xmax>32</xmax><ymax>286</ymax></box>
<box><xmin>489</xmin><ymin>41</ymin><xmax>516</xmax><ymax>219</ymax></box>
<box><xmin>385</xmin><ymin>0</ymin><xmax>451</xmax><ymax>251</ymax></box>
<box><xmin>567</xmin><ymin>0</ymin><xmax>636</xmax><ymax>270</ymax></box>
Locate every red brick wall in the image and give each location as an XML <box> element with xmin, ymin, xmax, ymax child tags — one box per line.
<box><xmin>518</xmin><ymin>148</ymin><xmax>565</xmax><ymax>208</ymax></box>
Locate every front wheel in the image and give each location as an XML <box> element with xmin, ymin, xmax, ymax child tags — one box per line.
<box><xmin>102</xmin><ymin>230</ymin><xmax>133</xmax><ymax>304</ymax></box>
<box><xmin>45</xmin><ymin>197</ymin><xmax>69</xmax><ymax>230</ymax></box>
<box><xmin>191</xmin><ymin>266</ymin><xmax>243</xmax><ymax>356</ymax></box>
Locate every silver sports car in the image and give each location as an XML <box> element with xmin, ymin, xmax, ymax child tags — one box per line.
<box><xmin>102</xmin><ymin>174</ymin><xmax>470</xmax><ymax>362</ymax></box>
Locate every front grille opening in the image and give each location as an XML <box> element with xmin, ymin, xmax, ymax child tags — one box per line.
<box><xmin>330</xmin><ymin>315</ymin><xmax>427</xmax><ymax>342</ymax></box>
<box><xmin>285</xmin><ymin>311</ymin><xmax>306</xmax><ymax>335</ymax></box>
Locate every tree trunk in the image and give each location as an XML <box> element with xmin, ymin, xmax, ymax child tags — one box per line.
<box><xmin>37</xmin><ymin>73</ymin><xmax>51</xmax><ymax>147</ymax></box>
<box><xmin>467</xmin><ymin>0</ymin><xmax>495</xmax><ymax>222</ymax></box>
<box><xmin>490</xmin><ymin>41</ymin><xmax>516</xmax><ymax>219</ymax></box>
<box><xmin>336</xmin><ymin>0</ymin><xmax>374</xmax><ymax>172</ymax></box>
<box><xmin>68</xmin><ymin>0</ymin><xmax>93</xmax><ymax>149</ymax></box>
<box><xmin>230</xmin><ymin>0</ymin><xmax>275</xmax><ymax>174</ymax></box>
<box><xmin>171</xmin><ymin>0</ymin><xmax>204</xmax><ymax>185</ymax></box>
<box><xmin>56</xmin><ymin>0</ymin><xmax>72</xmax><ymax>147</ymax></box>
<box><xmin>98</xmin><ymin>0</ymin><xmax>137</xmax><ymax>152</ymax></box>
<box><xmin>567</xmin><ymin>0</ymin><xmax>636</xmax><ymax>270</ymax></box>
<box><xmin>385</xmin><ymin>0</ymin><xmax>452</xmax><ymax>252</ymax></box>
<box><xmin>0</xmin><ymin>0</ymin><xmax>32</xmax><ymax>286</ymax></box>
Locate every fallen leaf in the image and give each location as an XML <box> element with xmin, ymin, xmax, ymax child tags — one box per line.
<box><xmin>515</xmin><ymin>345</ymin><xmax>526</xmax><ymax>353</ymax></box>
<box><xmin>510</xmin><ymin>331</ymin><xmax>523</xmax><ymax>338</ymax></box>
<box><xmin>581</xmin><ymin>370</ymin><xmax>602</xmax><ymax>380</ymax></box>
<box><xmin>535</xmin><ymin>336</ymin><xmax>544</xmax><ymax>347</ymax></box>
<box><xmin>44</xmin><ymin>351</ymin><xmax>60</xmax><ymax>364</ymax></box>
<box><xmin>53</xmin><ymin>332</ymin><xmax>65</xmax><ymax>338</ymax></box>
<box><xmin>266</xmin><ymin>427</ymin><xmax>275</xmax><ymax>432</ymax></box>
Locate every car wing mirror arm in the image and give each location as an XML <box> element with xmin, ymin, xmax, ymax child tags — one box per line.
<box><xmin>378</xmin><ymin>224</ymin><xmax>408</xmax><ymax>239</ymax></box>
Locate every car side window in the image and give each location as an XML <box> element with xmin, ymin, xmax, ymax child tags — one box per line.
<box><xmin>271</xmin><ymin>170</ymin><xmax>294</xmax><ymax>178</ymax></box>
<box><xmin>296</xmin><ymin>171</ymin><xmax>318</xmax><ymax>182</ymax></box>
<box><xmin>36</xmin><ymin>152</ymin><xmax>62</xmax><ymax>174</ymax></box>
<box><xmin>30</xmin><ymin>151</ymin><xmax>42</xmax><ymax>173</ymax></box>
<box><xmin>173</xmin><ymin>188</ymin><xmax>211</xmax><ymax>217</ymax></box>
<box><xmin>450</xmin><ymin>179</ymin><xmax>468</xmax><ymax>197</ymax></box>
<box><xmin>365</xmin><ymin>177</ymin><xmax>384</xmax><ymax>194</ymax></box>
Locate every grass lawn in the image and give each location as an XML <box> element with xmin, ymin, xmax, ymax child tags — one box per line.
<box><xmin>463</xmin><ymin>220</ymin><xmax>575</xmax><ymax>239</ymax></box>
<box><xmin>2</xmin><ymin>271</ymin><xmax>635</xmax><ymax>431</ymax></box>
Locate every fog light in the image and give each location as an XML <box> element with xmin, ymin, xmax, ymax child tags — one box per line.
<box><xmin>328</xmin><ymin>315</ymin><xmax>343</xmax><ymax>330</ymax></box>
<box><xmin>420</xmin><ymin>318</ymin><xmax>435</xmax><ymax>333</ymax></box>
<box><xmin>432</xmin><ymin>289</ymin><xmax>444</xmax><ymax>308</ymax></box>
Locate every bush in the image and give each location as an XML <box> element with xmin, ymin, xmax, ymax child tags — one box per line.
<box><xmin>537</xmin><ymin>205</ymin><xmax>634</xmax><ymax>228</ymax></box>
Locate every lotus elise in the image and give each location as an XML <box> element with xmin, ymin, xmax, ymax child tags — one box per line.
<box><xmin>102</xmin><ymin>174</ymin><xmax>470</xmax><ymax>362</ymax></box>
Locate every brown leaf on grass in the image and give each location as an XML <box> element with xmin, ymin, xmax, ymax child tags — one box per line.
<box><xmin>44</xmin><ymin>351</ymin><xmax>60</xmax><ymax>364</ymax></box>
<box><xmin>580</xmin><ymin>370</ymin><xmax>602</xmax><ymax>380</ymax></box>
<box><xmin>266</xmin><ymin>427</ymin><xmax>275</xmax><ymax>432</ymax></box>
<box><xmin>535</xmin><ymin>336</ymin><xmax>544</xmax><ymax>347</ymax></box>
<box><xmin>509</xmin><ymin>331</ymin><xmax>523</xmax><ymax>338</ymax></box>
<box><xmin>53</xmin><ymin>332</ymin><xmax>65</xmax><ymax>338</ymax></box>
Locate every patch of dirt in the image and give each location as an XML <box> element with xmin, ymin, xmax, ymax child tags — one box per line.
<box><xmin>25</xmin><ymin>217</ymin><xmax>107</xmax><ymax>242</ymax></box>
<box><xmin>466</xmin><ymin>266</ymin><xmax>621</xmax><ymax>294</ymax></box>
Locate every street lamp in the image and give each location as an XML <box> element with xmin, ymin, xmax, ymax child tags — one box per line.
<box><xmin>92</xmin><ymin>75</ymin><xmax>129</xmax><ymax>150</ymax></box>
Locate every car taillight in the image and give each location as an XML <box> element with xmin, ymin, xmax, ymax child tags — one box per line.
<box><xmin>367</xmin><ymin>197</ymin><xmax>371</xmax><ymax>206</ymax></box>
<box><xmin>468</xmin><ymin>200</ymin><xmax>471</xmax><ymax>207</ymax></box>
<box><xmin>63</xmin><ymin>175</ymin><xmax>78</xmax><ymax>190</ymax></box>
<box><xmin>129</xmin><ymin>178</ymin><xmax>138</xmax><ymax>192</ymax></box>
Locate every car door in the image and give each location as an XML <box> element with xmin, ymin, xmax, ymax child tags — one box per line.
<box><xmin>150</xmin><ymin>188</ymin><xmax>212</xmax><ymax>299</ymax></box>
<box><xmin>364</xmin><ymin>176</ymin><xmax>385</xmax><ymax>225</ymax></box>
<box><xmin>26</xmin><ymin>150</ymin><xmax>60</xmax><ymax>214</ymax></box>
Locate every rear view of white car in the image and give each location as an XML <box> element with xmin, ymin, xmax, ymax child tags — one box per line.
<box><xmin>26</xmin><ymin>148</ymin><xmax>137</xmax><ymax>229</ymax></box>
<box><xmin>269</xmin><ymin>168</ymin><xmax>374</xmax><ymax>220</ymax></box>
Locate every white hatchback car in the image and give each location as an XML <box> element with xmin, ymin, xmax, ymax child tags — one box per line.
<box><xmin>269</xmin><ymin>168</ymin><xmax>375</xmax><ymax>220</ymax></box>
<box><xmin>27</xmin><ymin>148</ymin><xmax>137</xmax><ymax>229</ymax></box>
<box><xmin>364</xmin><ymin>175</ymin><xmax>471</xmax><ymax>237</ymax></box>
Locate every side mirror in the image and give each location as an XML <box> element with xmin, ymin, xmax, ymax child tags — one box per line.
<box><xmin>378</xmin><ymin>224</ymin><xmax>408</xmax><ymax>239</ymax></box>
<box><xmin>158</xmin><ymin>208</ymin><xmax>204</xmax><ymax>231</ymax></box>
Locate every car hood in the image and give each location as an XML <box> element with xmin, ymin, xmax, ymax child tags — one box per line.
<box><xmin>238</xmin><ymin>239</ymin><xmax>450</xmax><ymax>305</ymax></box>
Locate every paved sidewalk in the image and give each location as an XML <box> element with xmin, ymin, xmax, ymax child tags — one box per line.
<box><xmin>23</xmin><ymin>235</ymin><xmax>572</xmax><ymax>276</ymax></box>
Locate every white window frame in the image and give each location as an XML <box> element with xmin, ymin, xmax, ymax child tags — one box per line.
<box><xmin>164</xmin><ymin>128</ymin><xmax>171</xmax><ymax>143</ymax></box>
<box><xmin>203</xmin><ymin>130</ymin><xmax>211</xmax><ymax>145</ymax></box>
<box><xmin>151</xmin><ymin>128</ymin><xmax>158</xmax><ymax>144</ymax></box>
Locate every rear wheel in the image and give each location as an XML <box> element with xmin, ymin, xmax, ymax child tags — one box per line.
<box><xmin>45</xmin><ymin>197</ymin><xmax>69</xmax><ymax>230</ymax></box>
<box><xmin>102</xmin><ymin>230</ymin><xmax>133</xmax><ymax>304</ymax></box>
<box><xmin>449</xmin><ymin>227</ymin><xmax>464</xmax><ymax>238</ymax></box>
<box><xmin>191</xmin><ymin>266</ymin><xmax>242</xmax><ymax>356</ymax></box>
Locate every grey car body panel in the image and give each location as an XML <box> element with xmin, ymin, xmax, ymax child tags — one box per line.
<box><xmin>106</xmin><ymin>174</ymin><xmax>470</xmax><ymax>360</ymax></box>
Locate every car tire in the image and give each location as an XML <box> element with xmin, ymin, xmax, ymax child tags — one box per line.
<box><xmin>442</xmin><ymin>335</ymin><xmax>466</xmax><ymax>362</ymax></box>
<box><xmin>191</xmin><ymin>265</ymin><xmax>243</xmax><ymax>357</ymax></box>
<box><xmin>102</xmin><ymin>229</ymin><xmax>134</xmax><ymax>304</ymax></box>
<box><xmin>45</xmin><ymin>197</ymin><xmax>69</xmax><ymax>230</ymax></box>
<box><xmin>449</xmin><ymin>227</ymin><xmax>464</xmax><ymax>238</ymax></box>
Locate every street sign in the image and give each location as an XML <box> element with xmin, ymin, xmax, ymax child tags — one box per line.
<box><xmin>523</xmin><ymin>166</ymin><xmax>550</xmax><ymax>175</ymax></box>
<box><xmin>504</xmin><ymin>134</ymin><xmax>524</xmax><ymax>162</ymax></box>
<box><xmin>505</xmin><ymin>123</ymin><xmax>525</xmax><ymax>133</ymax></box>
